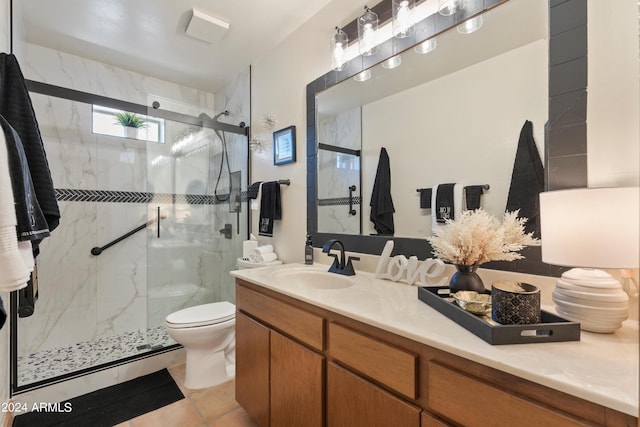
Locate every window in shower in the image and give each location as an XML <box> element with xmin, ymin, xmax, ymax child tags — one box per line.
<box><xmin>92</xmin><ymin>105</ymin><xmax>165</xmax><ymax>143</ymax></box>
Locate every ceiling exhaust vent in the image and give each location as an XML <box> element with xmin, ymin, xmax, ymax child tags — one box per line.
<box><xmin>185</xmin><ymin>9</ymin><xmax>230</xmax><ymax>44</ymax></box>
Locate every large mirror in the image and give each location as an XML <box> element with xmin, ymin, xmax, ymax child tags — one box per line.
<box><xmin>317</xmin><ymin>0</ymin><xmax>547</xmax><ymax>238</ymax></box>
<box><xmin>308</xmin><ymin>0</ymin><xmax>572</xmax><ymax>276</ymax></box>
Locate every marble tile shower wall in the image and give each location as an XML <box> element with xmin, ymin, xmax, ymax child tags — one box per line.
<box><xmin>317</xmin><ymin>108</ymin><xmax>361</xmax><ymax>234</ymax></box>
<box><xmin>17</xmin><ymin>43</ymin><xmax>249</xmax><ymax>363</ymax></box>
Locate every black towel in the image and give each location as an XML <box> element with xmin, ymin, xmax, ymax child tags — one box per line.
<box><xmin>0</xmin><ymin>296</ymin><xmax>6</xmax><ymax>330</ymax></box>
<box><xmin>418</xmin><ymin>188</ymin><xmax>432</xmax><ymax>209</ymax></box>
<box><xmin>247</xmin><ymin>181</ymin><xmax>262</xmax><ymax>200</ymax></box>
<box><xmin>0</xmin><ymin>115</ymin><xmax>50</xmax><ymax>244</ymax></box>
<box><xmin>505</xmin><ymin>120</ymin><xmax>544</xmax><ymax>237</ymax></box>
<box><xmin>369</xmin><ymin>147</ymin><xmax>395</xmax><ymax>235</ymax></box>
<box><xmin>0</xmin><ymin>53</ymin><xmax>60</xmax><ymax>239</ymax></box>
<box><xmin>18</xmin><ymin>276</ymin><xmax>37</xmax><ymax>318</ymax></box>
<box><xmin>258</xmin><ymin>181</ymin><xmax>281</xmax><ymax>237</ymax></box>
<box><xmin>436</xmin><ymin>183</ymin><xmax>456</xmax><ymax>223</ymax></box>
<box><xmin>465</xmin><ymin>185</ymin><xmax>486</xmax><ymax>211</ymax></box>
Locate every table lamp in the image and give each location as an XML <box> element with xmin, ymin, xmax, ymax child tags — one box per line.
<box><xmin>539</xmin><ymin>187</ymin><xmax>639</xmax><ymax>333</ymax></box>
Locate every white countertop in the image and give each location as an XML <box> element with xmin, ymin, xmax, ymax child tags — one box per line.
<box><xmin>231</xmin><ymin>263</ymin><xmax>639</xmax><ymax>417</ymax></box>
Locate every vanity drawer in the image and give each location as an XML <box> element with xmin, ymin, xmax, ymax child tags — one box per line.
<box><xmin>427</xmin><ymin>361</ymin><xmax>590</xmax><ymax>427</ymax></box>
<box><xmin>237</xmin><ymin>284</ymin><xmax>324</xmax><ymax>351</ymax></box>
<box><xmin>328</xmin><ymin>322</ymin><xmax>417</xmax><ymax>399</ymax></box>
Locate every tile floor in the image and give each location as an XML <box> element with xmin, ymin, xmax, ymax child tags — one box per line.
<box><xmin>114</xmin><ymin>364</ymin><xmax>257</xmax><ymax>427</ymax></box>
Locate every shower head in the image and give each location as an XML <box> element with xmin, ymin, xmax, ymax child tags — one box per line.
<box><xmin>214</xmin><ymin>110</ymin><xmax>230</xmax><ymax>121</ymax></box>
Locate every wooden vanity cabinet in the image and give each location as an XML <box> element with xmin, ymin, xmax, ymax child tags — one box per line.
<box><xmin>235</xmin><ymin>311</ymin><xmax>269</xmax><ymax>427</ymax></box>
<box><xmin>235</xmin><ymin>280</ymin><xmax>637</xmax><ymax>427</ymax></box>
<box><xmin>236</xmin><ymin>283</ymin><xmax>324</xmax><ymax>427</ymax></box>
<box><xmin>270</xmin><ymin>331</ymin><xmax>324</xmax><ymax>427</ymax></box>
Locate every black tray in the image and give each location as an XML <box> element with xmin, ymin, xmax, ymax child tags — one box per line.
<box><xmin>418</xmin><ymin>287</ymin><xmax>580</xmax><ymax>345</ymax></box>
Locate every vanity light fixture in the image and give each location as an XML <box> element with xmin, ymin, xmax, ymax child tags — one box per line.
<box><xmin>414</xmin><ymin>38</ymin><xmax>437</xmax><ymax>54</ymax></box>
<box><xmin>457</xmin><ymin>15</ymin><xmax>483</xmax><ymax>34</ymax></box>
<box><xmin>438</xmin><ymin>0</ymin><xmax>459</xmax><ymax>16</ymax></box>
<box><xmin>392</xmin><ymin>0</ymin><xmax>415</xmax><ymax>38</ymax></box>
<box><xmin>353</xmin><ymin>69</ymin><xmax>372</xmax><ymax>82</ymax></box>
<box><xmin>358</xmin><ymin>6</ymin><xmax>379</xmax><ymax>56</ymax></box>
<box><xmin>330</xmin><ymin>26</ymin><xmax>349</xmax><ymax>71</ymax></box>
<box><xmin>381</xmin><ymin>55</ymin><xmax>402</xmax><ymax>69</ymax></box>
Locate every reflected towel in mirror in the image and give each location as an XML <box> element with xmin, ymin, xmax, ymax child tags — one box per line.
<box><xmin>370</xmin><ymin>147</ymin><xmax>395</xmax><ymax>235</ymax></box>
<box><xmin>431</xmin><ymin>183</ymin><xmax>464</xmax><ymax>235</ymax></box>
<box><xmin>505</xmin><ymin>120</ymin><xmax>543</xmax><ymax>237</ymax></box>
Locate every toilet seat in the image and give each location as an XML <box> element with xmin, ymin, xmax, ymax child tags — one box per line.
<box><xmin>166</xmin><ymin>302</ymin><xmax>236</xmax><ymax>328</ymax></box>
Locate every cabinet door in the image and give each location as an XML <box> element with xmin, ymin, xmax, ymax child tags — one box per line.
<box><xmin>327</xmin><ymin>362</ymin><xmax>421</xmax><ymax>427</ymax></box>
<box><xmin>236</xmin><ymin>312</ymin><xmax>270</xmax><ymax>427</ymax></box>
<box><xmin>421</xmin><ymin>412</ymin><xmax>452</xmax><ymax>427</ymax></box>
<box><xmin>270</xmin><ymin>331</ymin><xmax>324</xmax><ymax>427</ymax></box>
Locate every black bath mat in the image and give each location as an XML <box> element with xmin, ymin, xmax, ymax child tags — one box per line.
<box><xmin>13</xmin><ymin>368</ymin><xmax>184</xmax><ymax>427</ymax></box>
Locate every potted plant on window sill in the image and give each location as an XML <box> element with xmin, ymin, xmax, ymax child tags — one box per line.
<box><xmin>115</xmin><ymin>112</ymin><xmax>146</xmax><ymax>139</ymax></box>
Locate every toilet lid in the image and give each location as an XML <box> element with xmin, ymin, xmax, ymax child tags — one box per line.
<box><xmin>166</xmin><ymin>302</ymin><xmax>236</xmax><ymax>328</ymax></box>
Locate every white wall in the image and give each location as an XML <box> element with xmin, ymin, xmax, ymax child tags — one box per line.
<box><xmin>0</xmin><ymin>0</ymin><xmax>8</xmax><ymax>54</ymax></box>
<box><xmin>361</xmin><ymin>40</ymin><xmax>547</xmax><ymax>237</ymax></box>
<box><xmin>587</xmin><ymin>0</ymin><xmax>640</xmax><ymax>188</ymax></box>
<box><xmin>250</xmin><ymin>0</ymin><xmax>369</xmax><ymax>262</ymax></box>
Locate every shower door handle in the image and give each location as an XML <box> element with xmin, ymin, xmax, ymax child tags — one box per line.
<box><xmin>348</xmin><ymin>185</ymin><xmax>357</xmax><ymax>216</ymax></box>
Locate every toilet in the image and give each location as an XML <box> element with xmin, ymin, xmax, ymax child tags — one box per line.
<box><xmin>165</xmin><ymin>301</ymin><xmax>236</xmax><ymax>389</ymax></box>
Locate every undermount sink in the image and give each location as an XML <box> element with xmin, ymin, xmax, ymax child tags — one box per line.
<box><xmin>270</xmin><ymin>268</ymin><xmax>354</xmax><ymax>290</ymax></box>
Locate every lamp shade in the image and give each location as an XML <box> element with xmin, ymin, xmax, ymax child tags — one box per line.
<box><xmin>540</xmin><ymin>187</ymin><xmax>639</xmax><ymax>269</ymax></box>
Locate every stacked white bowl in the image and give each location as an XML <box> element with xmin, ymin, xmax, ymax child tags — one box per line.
<box><xmin>552</xmin><ymin>268</ymin><xmax>629</xmax><ymax>333</ymax></box>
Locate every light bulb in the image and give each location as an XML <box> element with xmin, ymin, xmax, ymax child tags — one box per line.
<box><xmin>353</xmin><ymin>69</ymin><xmax>372</xmax><ymax>82</ymax></box>
<box><xmin>414</xmin><ymin>38</ymin><xmax>437</xmax><ymax>54</ymax></box>
<box><xmin>358</xmin><ymin>7</ymin><xmax>379</xmax><ymax>56</ymax></box>
<box><xmin>362</xmin><ymin>24</ymin><xmax>375</xmax><ymax>52</ymax></box>
<box><xmin>330</xmin><ymin>27</ymin><xmax>348</xmax><ymax>71</ymax></box>
<box><xmin>393</xmin><ymin>0</ymin><xmax>414</xmax><ymax>38</ymax></box>
<box><xmin>397</xmin><ymin>2</ymin><xmax>410</xmax><ymax>31</ymax></box>
<box><xmin>382</xmin><ymin>56</ymin><xmax>402</xmax><ymax>69</ymax></box>
<box><xmin>438</xmin><ymin>0</ymin><xmax>458</xmax><ymax>16</ymax></box>
<box><xmin>457</xmin><ymin>15</ymin><xmax>483</xmax><ymax>34</ymax></box>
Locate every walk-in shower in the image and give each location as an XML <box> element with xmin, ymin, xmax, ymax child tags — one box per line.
<box><xmin>10</xmin><ymin>73</ymin><xmax>250</xmax><ymax>393</ymax></box>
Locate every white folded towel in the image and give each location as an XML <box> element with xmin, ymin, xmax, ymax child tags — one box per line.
<box><xmin>0</xmin><ymin>129</ymin><xmax>29</xmax><ymax>291</ymax></box>
<box><xmin>19</xmin><ymin>241</ymin><xmax>34</xmax><ymax>273</ymax></box>
<box><xmin>254</xmin><ymin>244</ymin><xmax>274</xmax><ymax>255</ymax></box>
<box><xmin>249</xmin><ymin>244</ymin><xmax>278</xmax><ymax>263</ymax></box>
<box><xmin>253</xmin><ymin>252</ymin><xmax>279</xmax><ymax>263</ymax></box>
<box><xmin>431</xmin><ymin>183</ymin><xmax>464</xmax><ymax>236</ymax></box>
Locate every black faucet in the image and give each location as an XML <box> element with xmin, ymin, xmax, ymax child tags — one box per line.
<box><xmin>321</xmin><ymin>239</ymin><xmax>359</xmax><ymax>276</ymax></box>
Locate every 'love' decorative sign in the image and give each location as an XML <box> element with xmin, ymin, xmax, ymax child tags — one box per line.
<box><xmin>374</xmin><ymin>241</ymin><xmax>448</xmax><ymax>287</ymax></box>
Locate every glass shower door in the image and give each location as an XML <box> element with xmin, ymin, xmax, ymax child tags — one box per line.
<box><xmin>145</xmin><ymin>108</ymin><xmax>248</xmax><ymax>350</ymax></box>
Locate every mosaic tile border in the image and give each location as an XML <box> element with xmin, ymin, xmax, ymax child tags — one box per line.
<box><xmin>55</xmin><ymin>188</ymin><xmax>247</xmax><ymax>205</ymax></box>
<box><xmin>318</xmin><ymin>196</ymin><xmax>362</xmax><ymax>207</ymax></box>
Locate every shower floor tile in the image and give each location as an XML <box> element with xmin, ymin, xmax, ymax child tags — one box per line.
<box><xmin>17</xmin><ymin>326</ymin><xmax>176</xmax><ymax>386</ymax></box>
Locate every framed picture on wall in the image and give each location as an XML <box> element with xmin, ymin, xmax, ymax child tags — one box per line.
<box><xmin>273</xmin><ymin>125</ymin><xmax>296</xmax><ymax>165</ymax></box>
